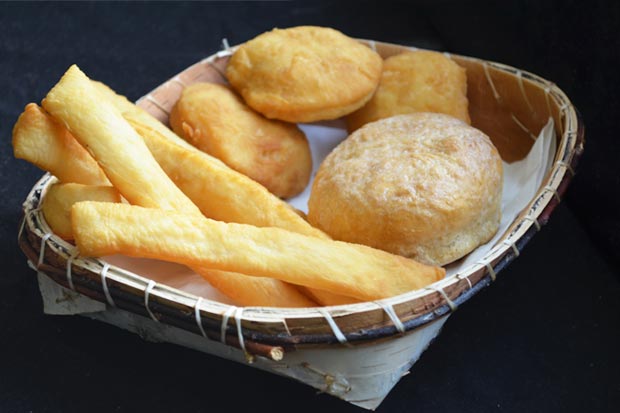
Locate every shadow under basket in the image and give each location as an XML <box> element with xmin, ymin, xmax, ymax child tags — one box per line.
<box><xmin>18</xmin><ymin>40</ymin><xmax>584</xmax><ymax>410</ymax></box>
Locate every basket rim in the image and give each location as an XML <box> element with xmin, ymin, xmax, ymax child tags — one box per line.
<box><xmin>18</xmin><ymin>39</ymin><xmax>585</xmax><ymax>350</ymax></box>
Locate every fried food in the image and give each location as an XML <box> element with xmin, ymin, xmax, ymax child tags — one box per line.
<box><xmin>41</xmin><ymin>65</ymin><xmax>201</xmax><ymax>215</ymax></box>
<box><xmin>346</xmin><ymin>51</ymin><xmax>470</xmax><ymax>132</ymax></box>
<box><xmin>298</xmin><ymin>287</ymin><xmax>361</xmax><ymax>305</ymax></box>
<box><xmin>169</xmin><ymin>82</ymin><xmax>312</xmax><ymax>198</ymax></box>
<box><xmin>226</xmin><ymin>26</ymin><xmax>382</xmax><ymax>123</ymax></box>
<box><xmin>101</xmin><ymin>79</ymin><xmax>375</xmax><ymax>305</ymax></box>
<box><xmin>91</xmin><ymin>80</ymin><xmax>204</xmax><ymax>154</ymax></box>
<box><xmin>125</xmin><ymin>111</ymin><xmax>328</xmax><ymax>239</ymax></box>
<box><xmin>41</xmin><ymin>183</ymin><xmax>121</xmax><ymax>240</ymax></box>
<box><xmin>309</xmin><ymin>113</ymin><xmax>503</xmax><ymax>266</ymax></box>
<box><xmin>12</xmin><ymin>77</ymin><xmax>331</xmax><ymax>305</ymax></box>
<box><xmin>91</xmin><ymin>81</ymin><xmax>328</xmax><ymax>238</ymax></box>
<box><xmin>120</xmin><ymin>109</ymin><xmax>356</xmax><ymax>305</ymax></box>
<box><xmin>39</xmin><ymin>67</ymin><xmax>319</xmax><ymax>307</ymax></box>
<box><xmin>194</xmin><ymin>266</ymin><xmax>316</xmax><ymax>308</ymax></box>
<box><xmin>72</xmin><ymin>202</ymin><xmax>445</xmax><ymax>301</ymax></box>
<box><xmin>12</xmin><ymin>103</ymin><xmax>110</xmax><ymax>185</ymax></box>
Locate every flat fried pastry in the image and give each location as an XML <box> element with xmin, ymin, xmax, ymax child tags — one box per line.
<box><xmin>170</xmin><ymin>83</ymin><xmax>311</xmax><ymax>198</ymax></box>
<box><xmin>226</xmin><ymin>26</ymin><xmax>382</xmax><ymax>123</ymax></box>
<box><xmin>347</xmin><ymin>50</ymin><xmax>470</xmax><ymax>131</ymax></box>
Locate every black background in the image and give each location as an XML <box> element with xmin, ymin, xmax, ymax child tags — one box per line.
<box><xmin>1</xmin><ymin>1</ymin><xmax>619</xmax><ymax>412</ymax></box>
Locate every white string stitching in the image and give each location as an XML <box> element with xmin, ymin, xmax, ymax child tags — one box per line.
<box><xmin>511</xmin><ymin>113</ymin><xmax>538</xmax><ymax>140</ymax></box>
<box><xmin>215</xmin><ymin>50</ymin><xmax>233</xmax><ymax>58</ymax></box>
<box><xmin>215</xmin><ymin>38</ymin><xmax>233</xmax><ymax>58</ymax></box>
<box><xmin>17</xmin><ymin>217</ymin><xmax>26</xmax><ymax>242</ymax></box>
<box><xmin>544</xmin><ymin>185</ymin><xmax>562</xmax><ymax>202</ymax></box>
<box><xmin>503</xmin><ymin>239</ymin><xmax>520</xmax><ymax>257</ymax></box>
<box><xmin>456</xmin><ymin>273</ymin><xmax>473</xmax><ymax>290</ymax></box>
<box><xmin>523</xmin><ymin>214</ymin><xmax>542</xmax><ymax>231</ymax></box>
<box><xmin>100</xmin><ymin>262</ymin><xmax>116</xmax><ymax>307</ymax></box>
<box><xmin>425</xmin><ymin>286</ymin><xmax>458</xmax><ymax>311</ymax></box>
<box><xmin>478</xmin><ymin>260</ymin><xmax>497</xmax><ymax>281</ymax></box>
<box><xmin>517</xmin><ymin>70</ymin><xmax>534</xmax><ymax>113</ymax></box>
<box><xmin>487</xmin><ymin>263</ymin><xmax>497</xmax><ymax>281</ymax></box>
<box><xmin>170</xmin><ymin>76</ymin><xmax>187</xmax><ymax>88</ymax></box>
<box><xmin>281</xmin><ymin>318</ymin><xmax>292</xmax><ymax>337</ymax></box>
<box><xmin>144</xmin><ymin>280</ymin><xmax>158</xmax><ymax>322</ymax></box>
<box><xmin>38</xmin><ymin>233</ymin><xmax>52</xmax><ymax>268</ymax></box>
<box><xmin>194</xmin><ymin>297</ymin><xmax>208</xmax><ymax>339</ymax></box>
<box><xmin>373</xmin><ymin>301</ymin><xmax>406</xmax><ymax>334</ymax></box>
<box><xmin>65</xmin><ymin>249</ymin><xmax>79</xmax><ymax>291</ymax></box>
<box><xmin>483</xmin><ymin>62</ymin><xmax>501</xmax><ymax>102</ymax></box>
<box><xmin>220</xmin><ymin>306</ymin><xmax>237</xmax><ymax>345</ymax></box>
<box><xmin>557</xmin><ymin>160</ymin><xmax>575</xmax><ymax>177</ymax></box>
<box><xmin>30</xmin><ymin>206</ymin><xmax>42</xmax><ymax>220</ymax></box>
<box><xmin>234</xmin><ymin>307</ymin><xmax>247</xmax><ymax>355</ymax></box>
<box><xmin>318</xmin><ymin>308</ymin><xmax>348</xmax><ymax>345</ymax></box>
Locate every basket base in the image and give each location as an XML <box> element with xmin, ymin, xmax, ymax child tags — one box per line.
<box><xmin>36</xmin><ymin>270</ymin><xmax>448</xmax><ymax>410</ymax></box>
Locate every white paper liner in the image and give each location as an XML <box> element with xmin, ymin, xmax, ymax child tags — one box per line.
<box><xmin>104</xmin><ymin>117</ymin><xmax>556</xmax><ymax>301</ymax></box>
<box><xmin>445</xmin><ymin>117</ymin><xmax>556</xmax><ymax>274</ymax></box>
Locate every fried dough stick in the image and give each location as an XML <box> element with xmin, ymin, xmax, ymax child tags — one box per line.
<box><xmin>41</xmin><ymin>65</ymin><xmax>315</xmax><ymax>307</ymax></box>
<box><xmin>42</xmin><ymin>183</ymin><xmax>121</xmax><ymax>240</ymax></box>
<box><xmin>92</xmin><ymin>82</ymin><xmax>358</xmax><ymax>305</ymax></box>
<box><xmin>42</xmin><ymin>65</ymin><xmax>200</xmax><ymax>215</ymax></box>
<box><xmin>12</xmin><ymin>103</ymin><xmax>110</xmax><ymax>185</ymax></box>
<box><xmin>73</xmin><ymin>202</ymin><xmax>445</xmax><ymax>301</ymax></box>
<box><xmin>93</xmin><ymin>81</ymin><xmax>327</xmax><ymax>239</ymax></box>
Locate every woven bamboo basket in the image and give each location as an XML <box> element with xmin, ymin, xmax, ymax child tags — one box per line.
<box><xmin>18</xmin><ymin>39</ymin><xmax>584</xmax><ymax>409</ymax></box>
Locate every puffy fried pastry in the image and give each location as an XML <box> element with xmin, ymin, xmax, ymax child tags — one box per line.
<box><xmin>169</xmin><ymin>83</ymin><xmax>312</xmax><ymax>198</ymax></box>
<box><xmin>309</xmin><ymin>113</ymin><xmax>503</xmax><ymax>266</ymax></box>
<box><xmin>226</xmin><ymin>26</ymin><xmax>382</xmax><ymax>123</ymax></box>
<box><xmin>347</xmin><ymin>51</ymin><xmax>470</xmax><ymax>132</ymax></box>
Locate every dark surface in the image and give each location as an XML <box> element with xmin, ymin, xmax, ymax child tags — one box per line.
<box><xmin>1</xmin><ymin>2</ymin><xmax>619</xmax><ymax>412</ymax></box>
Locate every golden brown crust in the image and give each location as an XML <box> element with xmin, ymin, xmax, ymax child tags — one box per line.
<box><xmin>41</xmin><ymin>65</ymin><xmax>201</xmax><ymax>215</ymax></box>
<box><xmin>41</xmin><ymin>183</ymin><xmax>121</xmax><ymax>240</ymax></box>
<box><xmin>226</xmin><ymin>26</ymin><xmax>382</xmax><ymax>123</ymax></box>
<box><xmin>308</xmin><ymin>113</ymin><xmax>503</xmax><ymax>266</ymax></box>
<box><xmin>193</xmin><ymin>266</ymin><xmax>317</xmax><ymax>308</ymax></box>
<box><xmin>169</xmin><ymin>83</ymin><xmax>312</xmax><ymax>198</ymax></box>
<box><xmin>347</xmin><ymin>51</ymin><xmax>470</xmax><ymax>132</ymax></box>
<box><xmin>90</xmin><ymin>83</ymin><xmax>352</xmax><ymax>305</ymax></box>
<box><xmin>72</xmin><ymin>202</ymin><xmax>445</xmax><ymax>301</ymax></box>
<box><xmin>12</xmin><ymin>103</ymin><xmax>110</xmax><ymax>185</ymax></box>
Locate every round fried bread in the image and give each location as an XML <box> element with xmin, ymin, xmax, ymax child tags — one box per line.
<box><xmin>347</xmin><ymin>51</ymin><xmax>470</xmax><ymax>132</ymax></box>
<box><xmin>170</xmin><ymin>82</ymin><xmax>312</xmax><ymax>198</ymax></box>
<box><xmin>308</xmin><ymin>113</ymin><xmax>503</xmax><ymax>266</ymax></box>
<box><xmin>225</xmin><ymin>26</ymin><xmax>382</xmax><ymax>123</ymax></box>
